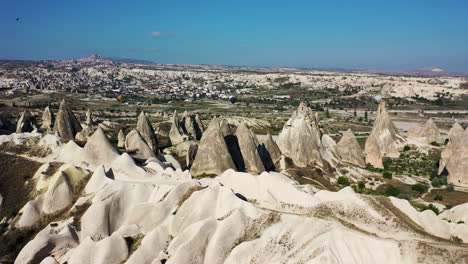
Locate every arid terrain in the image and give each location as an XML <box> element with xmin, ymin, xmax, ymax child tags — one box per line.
<box><xmin>1</xmin><ymin>57</ymin><xmax>468</xmax><ymax>264</ymax></box>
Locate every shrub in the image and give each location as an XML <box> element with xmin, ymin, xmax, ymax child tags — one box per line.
<box><xmin>431</xmin><ymin>177</ymin><xmax>446</xmax><ymax>187</ymax></box>
<box><xmin>446</xmin><ymin>184</ymin><xmax>455</xmax><ymax>192</ymax></box>
<box><xmin>383</xmin><ymin>171</ymin><xmax>392</xmax><ymax>179</ymax></box>
<box><xmin>434</xmin><ymin>195</ymin><xmax>443</xmax><ymax>201</ymax></box>
<box><xmin>403</xmin><ymin>145</ymin><xmax>411</xmax><ymax>152</ymax></box>
<box><xmin>427</xmin><ymin>204</ymin><xmax>440</xmax><ymax>215</ymax></box>
<box><xmin>430</xmin><ymin>141</ymin><xmax>440</xmax><ymax>146</ymax></box>
<box><xmin>411</xmin><ymin>183</ymin><xmax>429</xmax><ymax>193</ymax></box>
<box><xmin>358</xmin><ymin>181</ymin><xmax>366</xmax><ymax>189</ymax></box>
<box><xmin>385</xmin><ymin>185</ymin><xmax>400</xmax><ymax>197</ymax></box>
<box><xmin>337</xmin><ymin>176</ymin><xmax>350</xmax><ymax>186</ymax></box>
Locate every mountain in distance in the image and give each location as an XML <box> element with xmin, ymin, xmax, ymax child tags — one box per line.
<box><xmin>360</xmin><ymin>67</ymin><xmax>468</xmax><ymax>77</ymax></box>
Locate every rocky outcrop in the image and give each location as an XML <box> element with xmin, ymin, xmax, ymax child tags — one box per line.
<box><xmin>41</xmin><ymin>106</ymin><xmax>54</xmax><ymax>131</ymax></box>
<box><xmin>82</xmin><ymin>127</ymin><xmax>120</xmax><ymax>167</ymax></box>
<box><xmin>320</xmin><ymin>135</ymin><xmax>340</xmax><ymax>167</ymax></box>
<box><xmin>16</xmin><ymin>110</ymin><xmax>36</xmax><ymax>133</ymax></box>
<box><xmin>409</xmin><ymin>118</ymin><xmax>441</xmax><ymax>143</ymax></box>
<box><xmin>439</xmin><ymin>123</ymin><xmax>468</xmax><ymax>186</ymax></box>
<box><xmin>186</xmin><ymin>143</ymin><xmax>198</xmax><ymax>169</ymax></box>
<box><xmin>259</xmin><ymin>133</ymin><xmax>281</xmax><ymax>171</ymax></box>
<box><xmin>235</xmin><ymin>123</ymin><xmax>265</xmax><ymax>174</ymax></box>
<box><xmin>364</xmin><ymin>100</ymin><xmax>404</xmax><ymax>168</ymax></box>
<box><xmin>169</xmin><ymin>111</ymin><xmax>187</xmax><ymax>145</ymax></box>
<box><xmin>277</xmin><ymin>103</ymin><xmax>322</xmax><ymax>167</ymax></box>
<box><xmin>194</xmin><ymin>114</ymin><xmax>204</xmax><ymax>138</ymax></box>
<box><xmin>117</xmin><ymin>129</ymin><xmax>125</xmax><ymax>148</ymax></box>
<box><xmin>85</xmin><ymin>109</ymin><xmax>94</xmax><ymax>126</ymax></box>
<box><xmin>137</xmin><ymin>111</ymin><xmax>158</xmax><ymax>153</ymax></box>
<box><xmin>53</xmin><ymin>100</ymin><xmax>82</xmax><ymax>141</ymax></box>
<box><xmin>125</xmin><ymin>129</ymin><xmax>156</xmax><ymax>159</ymax></box>
<box><xmin>190</xmin><ymin>118</ymin><xmax>236</xmax><ymax>176</ymax></box>
<box><xmin>336</xmin><ymin>129</ymin><xmax>366</xmax><ymax>167</ymax></box>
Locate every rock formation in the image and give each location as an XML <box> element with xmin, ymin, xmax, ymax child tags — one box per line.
<box><xmin>82</xmin><ymin>127</ymin><xmax>120</xmax><ymax>167</ymax></box>
<box><xmin>136</xmin><ymin>111</ymin><xmax>158</xmax><ymax>153</ymax></box>
<box><xmin>235</xmin><ymin>123</ymin><xmax>265</xmax><ymax>173</ymax></box>
<box><xmin>364</xmin><ymin>100</ymin><xmax>404</xmax><ymax>168</ymax></box>
<box><xmin>258</xmin><ymin>133</ymin><xmax>281</xmax><ymax>171</ymax></box>
<box><xmin>85</xmin><ymin>109</ymin><xmax>94</xmax><ymax>126</ymax></box>
<box><xmin>53</xmin><ymin>100</ymin><xmax>82</xmax><ymax>141</ymax></box>
<box><xmin>409</xmin><ymin>118</ymin><xmax>441</xmax><ymax>143</ymax></box>
<box><xmin>169</xmin><ymin>111</ymin><xmax>188</xmax><ymax>145</ymax></box>
<box><xmin>117</xmin><ymin>129</ymin><xmax>125</xmax><ymax>148</ymax></box>
<box><xmin>277</xmin><ymin>103</ymin><xmax>322</xmax><ymax>167</ymax></box>
<box><xmin>439</xmin><ymin>123</ymin><xmax>468</xmax><ymax>186</ymax></box>
<box><xmin>336</xmin><ymin>129</ymin><xmax>366</xmax><ymax>167</ymax></box>
<box><xmin>125</xmin><ymin>129</ymin><xmax>156</xmax><ymax>159</ymax></box>
<box><xmin>320</xmin><ymin>135</ymin><xmax>340</xmax><ymax>167</ymax></box>
<box><xmin>41</xmin><ymin>106</ymin><xmax>54</xmax><ymax>131</ymax></box>
<box><xmin>190</xmin><ymin>118</ymin><xmax>236</xmax><ymax>176</ymax></box>
<box><xmin>194</xmin><ymin>114</ymin><xmax>204</xmax><ymax>139</ymax></box>
<box><xmin>16</xmin><ymin>110</ymin><xmax>36</xmax><ymax>133</ymax></box>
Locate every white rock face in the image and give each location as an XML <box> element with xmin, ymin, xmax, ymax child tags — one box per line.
<box><xmin>190</xmin><ymin>118</ymin><xmax>236</xmax><ymax>176</ymax></box>
<box><xmin>125</xmin><ymin>129</ymin><xmax>156</xmax><ymax>159</ymax></box>
<box><xmin>336</xmin><ymin>129</ymin><xmax>366</xmax><ymax>167</ymax></box>
<box><xmin>235</xmin><ymin>123</ymin><xmax>265</xmax><ymax>174</ymax></box>
<box><xmin>53</xmin><ymin>99</ymin><xmax>82</xmax><ymax>141</ymax></box>
<box><xmin>408</xmin><ymin>118</ymin><xmax>441</xmax><ymax>143</ymax></box>
<box><xmin>41</xmin><ymin>106</ymin><xmax>54</xmax><ymax>131</ymax></box>
<box><xmin>439</xmin><ymin>123</ymin><xmax>468</xmax><ymax>186</ymax></box>
<box><xmin>365</xmin><ymin>100</ymin><xmax>405</xmax><ymax>168</ymax></box>
<box><xmin>117</xmin><ymin>129</ymin><xmax>125</xmax><ymax>148</ymax></box>
<box><xmin>278</xmin><ymin>103</ymin><xmax>323</xmax><ymax>167</ymax></box>
<box><xmin>67</xmin><ymin>234</ymin><xmax>128</xmax><ymax>264</ymax></box>
<box><xmin>320</xmin><ymin>134</ymin><xmax>340</xmax><ymax>167</ymax></box>
<box><xmin>16</xmin><ymin>110</ymin><xmax>36</xmax><ymax>133</ymax></box>
<box><xmin>136</xmin><ymin>111</ymin><xmax>158</xmax><ymax>152</ymax></box>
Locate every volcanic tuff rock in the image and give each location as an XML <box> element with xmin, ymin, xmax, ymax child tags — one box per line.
<box><xmin>41</xmin><ymin>106</ymin><xmax>54</xmax><ymax>131</ymax></box>
<box><xmin>53</xmin><ymin>100</ymin><xmax>82</xmax><ymax>141</ymax></box>
<box><xmin>320</xmin><ymin>134</ymin><xmax>340</xmax><ymax>167</ymax></box>
<box><xmin>190</xmin><ymin>118</ymin><xmax>236</xmax><ymax>176</ymax></box>
<box><xmin>195</xmin><ymin>114</ymin><xmax>204</xmax><ymax>137</ymax></box>
<box><xmin>336</xmin><ymin>129</ymin><xmax>366</xmax><ymax>167</ymax></box>
<box><xmin>85</xmin><ymin>109</ymin><xmax>94</xmax><ymax>126</ymax></box>
<box><xmin>409</xmin><ymin>118</ymin><xmax>441</xmax><ymax>143</ymax></box>
<box><xmin>439</xmin><ymin>123</ymin><xmax>468</xmax><ymax>186</ymax></box>
<box><xmin>169</xmin><ymin>111</ymin><xmax>188</xmax><ymax>145</ymax></box>
<box><xmin>264</xmin><ymin>133</ymin><xmax>281</xmax><ymax>165</ymax></box>
<box><xmin>235</xmin><ymin>123</ymin><xmax>265</xmax><ymax>174</ymax></box>
<box><xmin>136</xmin><ymin>111</ymin><xmax>158</xmax><ymax>153</ymax></box>
<box><xmin>278</xmin><ymin>103</ymin><xmax>323</xmax><ymax>168</ymax></box>
<box><xmin>258</xmin><ymin>133</ymin><xmax>281</xmax><ymax>171</ymax></box>
<box><xmin>364</xmin><ymin>100</ymin><xmax>405</xmax><ymax>168</ymax></box>
<box><xmin>125</xmin><ymin>129</ymin><xmax>156</xmax><ymax>159</ymax></box>
<box><xmin>16</xmin><ymin>110</ymin><xmax>36</xmax><ymax>133</ymax></box>
<box><xmin>117</xmin><ymin>129</ymin><xmax>125</xmax><ymax>148</ymax></box>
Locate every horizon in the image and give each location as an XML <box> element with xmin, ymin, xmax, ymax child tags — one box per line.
<box><xmin>2</xmin><ymin>0</ymin><xmax>468</xmax><ymax>72</ymax></box>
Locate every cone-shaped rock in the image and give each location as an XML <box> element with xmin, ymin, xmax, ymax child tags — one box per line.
<box><xmin>125</xmin><ymin>129</ymin><xmax>156</xmax><ymax>159</ymax></box>
<box><xmin>364</xmin><ymin>100</ymin><xmax>404</xmax><ymax>168</ymax></box>
<box><xmin>409</xmin><ymin>118</ymin><xmax>441</xmax><ymax>143</ymax></box>
<box><xmin>264</xmin><ymin>133</ymin><xmax>281</xmax><ymax>166</ymax></box>
<box><xmin>182</xmin><ymin>111</ymin><xmax>196</xmax><ymax>138</ymax></box>
<box><xmin>53</xmin><ymin>100</ymin><xmax>82</xmax><ymax>141</ymax></box>
<box><xmin>448</xmin><ymin>123</ymin><xmax>465</xmax><ymax>145</ymax></box>
<box><xmin>83</xmin><ymin>127</ymin><xmax>120</xmax><ymax>167</ymax></box>
<box><xmin>194</xmin><ymin>114</ymin><xmax>204</xmax><ymax>139</ymax></box>
<box><xmin>277</xmin><ymin>104</ymin><xmax>322</xmax><ymax>168</ymax></box>
<box><xmin>235</xmin><ymin>123</ymin><xmax>265</xmax><ymax>173</ymax></box>
<box><xmin>136</xmin><ymin>111</ymin><xmax>158</xmax><ymax>153</ymax></box>
<box><xmin>16</xmin><ymin>110</ymin><xmax>36</xmax><ymax>133</ymax></box>
<box><xmin>41</xmin><ymin>106</ymin><xmax>54</xmax><ymax>131</ymax></box>
<box><xmin>169</xmin><ymin>121</ymin><xmax>186</xmax><ymax>145</ymax></box>
<box><xmin>439</xmin><ymin>123</ymin><xmax>468</xmax><ymax>186</ymax></box>
<box><xmin>85</xmin><ymin>109</ymin><xmax>94</xmax><ymax>126</ymax></box>
<box><xmin>117</xmin><ymin>129</ymin><xmax>125</xmax><ymax>148</ymax></box>
<box><xmin>336</xmin><ymin>129</ymin><xmax>366</xmax><ymax>167</ymax></box>
<box><xmin>320</xmin><ymin>135</ymin><xmax>340</xmax><ymax>167</ymax></box>
<box><xmin>190</xmin><ymin>118</ymin><xmax>236</xmax><ymax>177</ymax></box>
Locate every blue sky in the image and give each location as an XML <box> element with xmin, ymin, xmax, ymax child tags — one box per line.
<box><xmin>1</xmin><ymin>0</ymin><xmax>468</xmax><ymax>71</ymax></box>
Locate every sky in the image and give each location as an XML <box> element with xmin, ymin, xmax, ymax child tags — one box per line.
<box><xmin>1</xmin><ymin>0</ymin><xmax>468</xmax><ymax>71</ymax></box>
